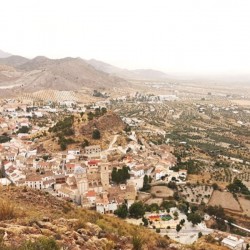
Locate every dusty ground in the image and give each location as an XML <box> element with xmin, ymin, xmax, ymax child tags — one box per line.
<box><xmin>187</xmin><ymin>173</ymin><xmax>211</xmax><ymax>184</ymax></box>
<box><xmin>150</xmin><ymin>185</ymin><xmax>174</xmax><ymax>198</ymax></box>
<box><xmin>208</xmin><ymin>190</ymin><xmax>241</xmax><ymax>211</ymax></box>
<box><xmin>231</xmin><ymin>99</ymin><xmax>250</xmax><ymax>106</ymax></box>
<box><xmin>145</xmin><ymin>198</ymin><xmax>163</xmax><ymax>206</ymax></box>
<box><xmin>238</xmin><ymin>197</ymin><xmax>250</xmax><ymax>217</ymax></box>
<box><xmin>137</xmin><ymin>192</ymin><xmax>151</xmax><ymax>202</ymax></box>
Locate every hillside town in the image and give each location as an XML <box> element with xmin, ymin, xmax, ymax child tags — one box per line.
<box><xmin>0</xmin><ymin>97</ymin><xmax>249</xmax><ymax>249</ymax></box>
<box><xmin>0</xmin><ymin>98</ymin><xmax>178</xmax><ymax>212</ymax></box>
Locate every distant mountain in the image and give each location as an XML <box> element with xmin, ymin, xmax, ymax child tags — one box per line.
<box><xmin>0</xmin><ymin>56</ymin><xmax>129</xmax><ymax>92</ymax></box>
<box><xmin>88</xmin><ymin>59</ymin><xmax>169</xmax><ymax>80</ymax></box>
<box><xmin>0</xmin><ymin>49</ymin><xmax>11</xmax><ymax>58</ymax></box>
<box><xmin>0</xmin><ymin>55</ymin><xmax>30</xmax><ymax>67</ymax></box>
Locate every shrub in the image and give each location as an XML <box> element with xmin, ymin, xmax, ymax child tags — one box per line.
<box><xmin>0</xmin><ymin>136</ymin><xmax>11</xmax><ymax>143</ymax></box>
<box><xmin>92</xmin><ymin>129</ymin><xmax>101</xmax><ymax>139</ymax></box>
<box><xmin>132</xmin><ymin>235</ymin><xmax>144</xmax><ymax>250</ymax></box>
<box><xmin>0</xmin><ymin>199</ymin><xmax>16</xmax><ymax>221</ymax></box>
<box><xmin>20</xmin><ymin>237</ymin><xmax>60</xmax><ymax>250</ymax></box>
<box><xmin>17</xmin><ymin>126</ymin><xmax>30</xmax><ymax>134</ymax></box>
<box><xmin>156</xmin><ymin>238</ymin><xmax>169</xmax><ymax>248</ymax></box>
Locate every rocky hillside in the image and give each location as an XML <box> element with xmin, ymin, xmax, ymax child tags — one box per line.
<box><xmin>0</xmin><ymin>186</ymin><xmax>172</xmax><ymax>250</ymax></box>
<box><xmin>38</xmin><ymin>111</ymin><xmax>126</xmax><ymax>153</ymax></box>
<box><xmin>81</xmin><ymin>111</ymin><xmax>125</xmax><ymax>137</ymax></box>
<box><xmin>0</xmin><ymin>186</ymin><xmax>228</xmax><ymax>250</ymax></box>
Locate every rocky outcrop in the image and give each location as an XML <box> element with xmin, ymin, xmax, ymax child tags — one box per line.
<box><xmin>82</xmin><ymin>112</ymin><xmax>125</xmax><ymax>136</ymax></box>
<box><xmin>0</xmin><ymin>218</ymin><xmax>121</xmax><ymax>250</ymax></box>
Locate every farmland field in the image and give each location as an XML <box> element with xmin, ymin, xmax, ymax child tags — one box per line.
<box><xmin>208</xmin><ymin>190</ymin><xmax>241</xmax><ymax>211</ymax></box>
<box><xmin>238</xmin><ymin>197</ymin><xmax>250</xmax><ymax>217</ymax></box>
<box><xmin>151</xmin><ymin>185</ymin><xmax>174</xmax><ymax>198</ymax></box>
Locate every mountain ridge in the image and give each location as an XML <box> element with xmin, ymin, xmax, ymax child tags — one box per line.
<box><xmin>88</xmin><ymin>58</ymin><xmax>169</xmax><ymax>80</ymax></box>
<box><xmin>0</xmin><ymin>55</ymin><xmax>130</xmax><ymax>93</ymax></box>
<box><xmin>0</xmin><ymin>49</ymin><xmax>11</xmax><ymax>58</ymax></box>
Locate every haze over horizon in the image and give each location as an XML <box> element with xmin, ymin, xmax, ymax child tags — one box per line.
<box><xmin>1</xmin><ymin>0</ymin><xmax>250</xmax><ymax>76</ymax></box>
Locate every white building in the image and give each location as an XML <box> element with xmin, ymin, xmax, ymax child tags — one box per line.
<box><xmin>222</xmin><ymin>235</ymin><xmax>244</xmax><ymax>250</ymax></box>
<box><xmin>85</xmin><ymin>145</ymin><xmax>101</xmax><ymax>156</ymax></box>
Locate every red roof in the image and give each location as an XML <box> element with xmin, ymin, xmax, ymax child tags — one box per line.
<box><xmin>86</xmin><ymin>190</ymin><xmax>96</xmax><ymax>197</ymax></box>
<box><xmin>88</xmin><ymin>160</ymin><xmax>99</xmax><ymax>165</ymax></box>
<box><xmin>66</xmin><ymin>163</ymin><xmax>75</xmax><ymax>169</ymax></box>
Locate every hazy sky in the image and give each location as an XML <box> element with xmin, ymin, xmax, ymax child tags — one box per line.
<box><xmin>1</xmin><ymin>0</ymin><xmax>250</xmax><ymax>75</ymax></box>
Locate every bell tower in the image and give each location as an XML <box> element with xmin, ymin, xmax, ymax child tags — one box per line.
<box><xmin>100</xmin><ymin>163</ymin><xmax>109</xmax><ymax>191</ymax></box>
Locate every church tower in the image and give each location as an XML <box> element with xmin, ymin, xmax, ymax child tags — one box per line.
<box><xmin>100</xmin><ymin>163</ymin><xmax>109</xmax><ymax>191</ymax></box>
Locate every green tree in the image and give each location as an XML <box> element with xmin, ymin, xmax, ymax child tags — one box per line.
<box><xmin>0</xmin><ymin>169</ymin><xmax>4</xmax><ymax>178</ymax></box>
<box><xmin>129</xmin><ymin>202</ymin><xmax>145</xmax><ymax>219</ymax></box>
<box><xmin>92</xmin><ymin>129</ymin><xmax>101</xmax><ymax>139</ymax></box>
<box><xmin>141</xmin><ymin>175</ymin><xmax>150</xmax><ymax>191</ymax></box>
<box><xmin>168</xmin><ymin>181</ymin><xmax>177</xmax><ymax>189</ymax></box>
<box><xmin>111</xmin><ymin>166</ymin><xmax>130</xmax><ymax>184</ymax></box>
<box><xmin>0</xmin><ymin>135</ymin><xmax>11</xmax><ymax>143</ymax></box>
<box><xmin>205</xmin><ymin>205</ymin><xmax>225</xmax><ymax>219</ymax></box>
<box><xmin>87</xmin><ymin>111</ymin><xmax>95</xmax><ymax>120</ymax></box>
<box><xmin>101</xmin><ymin>107</ymin><xmax>107</xmax><ymax>114</ymax></box>
<box><xmin>176</xmin><ymin>224</ymin><xmax>182</xmax><ymax>233</ymax></box>
<box><xmin>81</xmin><ymin>139</ymin><xmax>89</xmax><ymax>148</ymax></box>
<box><xmin>173</xmin><ymin>191</ymin><xmax>179</xmax><ymax>201</ymax></box>
<box><xmin>173</xmin><ymin>211</ymin><xmax>179</xmax><ymax>219</ymax></box>
<box><xmin>142</xmin><ymin>217</ymin><xmax>148</xmax><ymax>226</ymax></box>
<box><xmin>114</xmin><ymin>204</ymin><xmax>128</xmax><ymax>218</ymax></box>
<box><xmin>212</xmin><ymin>183</ymin><xmax>219</xmax><ymax>190</ymax></box>
<box><xmin>178</xmin><ymin>202</ymin><xmax>188</xmax><ymax>214</ymax></box>
<box><xmin>161</xmin><ymin>200</ymin><xmax>176</xmax><ymax>210</ymax></box>
<box><xmin>227</xmin><ymin>178</ymin><xmax>250</xmax><ymax>195</ymax></box>
<box><xmin>17</xmin><ymin>126</ymin><xmax>30</xmax><ymax>134</ymax></box>
<box><xmin>187</xmin><ymin>212</ymin><xmax>202</xmax><ymax>226</ymax></box>
<box><xmin>60</xmin><ymin>142</ymin><xmax>67</xmax><ymax>151</ymax></box>
<box><xmin>145</xmin><ymin>203</ymin><xmax>159</xmax><ymax>212</ymax></box>
<box><xmin>111</xmin><ymin>167</ymin><xmax>118</xmax><ymax>183</ymax></box>
<box><xmin>180</xmin><ymin>219</ymin><xmax>185</xmax><ymax>225</ymax></box>
<box><xmin>124</xmin><ymin>125</ymin><xmax>131</xmax><ymax>133</ymax></box>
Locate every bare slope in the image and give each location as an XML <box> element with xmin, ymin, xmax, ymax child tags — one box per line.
<box><xmin>0</xmin><ymin>186</ymin><xmax>173</xmax><ymax>250</ymax></box>
<box><xmin>0</xmin><ymin>56</ymin><xmax>129</xmax><ymax>92</ymax></box>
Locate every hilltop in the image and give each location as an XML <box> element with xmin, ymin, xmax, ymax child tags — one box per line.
<box><xmin>0</xmin><ymin>50</ymin><xmax>11</xmax><ymax>59</ymax></box>
<box><xmin>37</xmin><ymin>110</ymin><xmax>126</xmax><ymax>153</ymax></box>
<box><xmin>0</xmin><ymin>55</ymin><xmax>29</xmax><ymax>67</ymax></box>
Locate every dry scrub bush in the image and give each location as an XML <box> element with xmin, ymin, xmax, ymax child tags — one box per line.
<box><xmin>0</xmin><ymin>199</ymin><xmax>16</xmax><ymax>221</ymax></box>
